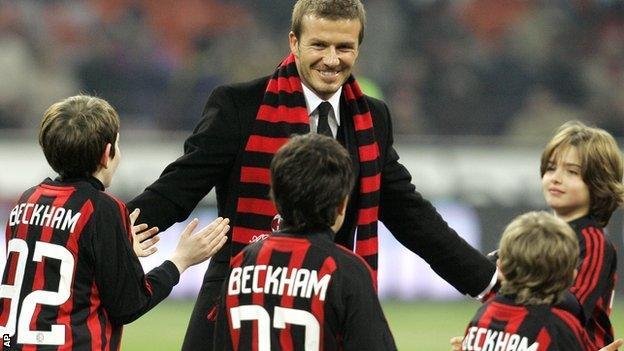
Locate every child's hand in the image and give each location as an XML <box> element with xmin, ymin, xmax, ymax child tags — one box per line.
<box><xmin>130</xmin><ymin>209</ymin><xmax>160</xmax><ymax>258</ymax></box>
<box><xmin>450</xmin><ymin>336</ymin><xmax>463</xmax><ymax>351</ymax></box>
<box><xmin>170</xmin><ymin>217</ymin><xmax>229</xmax><ymax>274</ymax></box>
<box><xmin>600</xmin><ymin>338</ymin><xmax>623</xmax><ymax>351</ymax></box>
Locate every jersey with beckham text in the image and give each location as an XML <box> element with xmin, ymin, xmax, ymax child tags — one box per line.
<box><xmin>568</xmin><ymin>215</ymin><xmax>617</xmax><ymax>347</ymax></box>
<box><xmin>213</xmin><ymin>229</ymin><xmax>397</xmax><ymax>351</ymax></box>
<box><xmin>0</xmin><ymin>177</ymin><xmax>180</xmax><ymax>350</ymax></box>
<box><xmin>462</xmin><ymin>294</ymin><xmax>597</xmax><ymax>351</ymax></box>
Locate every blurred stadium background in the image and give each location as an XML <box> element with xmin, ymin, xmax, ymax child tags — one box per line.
<box><xmin>1</xmin><ymin>0</ymin><xmax>623</xmax><ymax>349</ymax></box>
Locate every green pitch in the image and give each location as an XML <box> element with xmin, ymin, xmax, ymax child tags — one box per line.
<box><xmin>122</xmin><ymin>299</ymin><xmax>624</xmax><ymax>350</ymax></box>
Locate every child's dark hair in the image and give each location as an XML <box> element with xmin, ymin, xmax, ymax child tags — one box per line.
<box><xmin>39</xmin><ymin>95</ymin><xmax>120</xmax><ymax>178</ymax></box>
<box><xmin>270</xmin><ymin>134</ymin><xmax>354</xmax><ymax>231</ymax></box>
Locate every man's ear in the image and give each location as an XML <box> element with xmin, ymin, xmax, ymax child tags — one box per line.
<box><xmin>288</xmin><ymin>31</ymin><xmax>299</xmax><ymax>57</ymax></box>
<box><xmin>99</xmin><ymin>143</ymin><xmax>112</xmax><ymax>169</ymax></box>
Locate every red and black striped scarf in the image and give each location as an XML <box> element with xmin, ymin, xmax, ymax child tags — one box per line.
<box><xmin>231</xmin><ymin>54</ymin><xmax>381</xmax><ymax>280</ymax></box>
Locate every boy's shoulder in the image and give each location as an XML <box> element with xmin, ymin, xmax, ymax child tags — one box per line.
<box><xmin>15</xmin><ymin>182</ymin><xmax>42</xmax><ymax>203</ymax></box>
<box><xmin>548</xmin><ymin>306</ymin><xmax>583</xmax><ymax>326</ymax></box>
<box><xmin>96</xmin><ymin>190</ymin><xmax>126</xmax><ymax>213</ymax></box>
<box><xmin>569</xmin><ymin>215</ymin><xmax>603</xmax><ymax>234</ymax></box>
<box><xmin>472</xmin><ymin>296</ymin><xmax>579</xmax><ymax>332</ymax></box>
<box><xmin>90</xmin><ymin>191</ymin><xmax>130</xmax><ymax>232</ymax></box>
<box><xmin>35</xmin><ymin>177</ymin><xmax>128</xmax><ymax>221</ymax></box>
<box><xmin>311</xmin><ymin>235</ymin><xmax>378</xmax><ymax>285</ymax></box>
<box><xmin>239</xmin><ymin>232</ymin><xmax>375</xmax><ymax>280</ymax></box>
<box><xmin>495</xmin><ymin>299</ymin><xmax>586</xmax><ymax>335</ymax></box>
<box><xmin>547</xmin><ymin>306</ymin><xmax>596</xmax><ymax>348</ymax></box>
<box><xmin>477</xmin><ymin>295</ymin><xmax>556</xmax><ymax>322</ymax></box>
<box><xmin>467</xmin><ymin>301</ymin><xmax>590</xmax><ymax>350</ymax></box>
<box><xmin>15</xmin><ymin>178</ymin><xmax>102</xmax><ymax>204</ymax></box>
<box><xmin>569</xmin><ymin>215</ymin><xmax>617</xmax><ymax>253</ymax></box>
<box><xmin>331</xmin><ymin>241</ymin><xmax>375</xmax><ymax>271</ymax></box>
<box><xmin>7</xmin><ymin>178</ymin><xmax>126</xmax><ymax>237</ymax></box>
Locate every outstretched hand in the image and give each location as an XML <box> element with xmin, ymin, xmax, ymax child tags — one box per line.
<box><xmin>169</xmin><ymin>217</ymin><xmax>229</xmax><ymax>274</ymax></box>
<box><xmin>450</xmin><ymin>336</ymin><xmax>462</xmax><ymax>351</ymax></box>
<box><xmin>129</xmin><ymin>209</ymin><xmax>160</xmax><ymax>258</ymax></box>
<box><xmin>600</xmin><ymin>339</ymin><xmax>623</xmax><ymax>351</ymax></box>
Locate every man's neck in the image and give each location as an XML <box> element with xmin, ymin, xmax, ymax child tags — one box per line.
<box><xmin>301</xmin><ymin>83</ymin><xmax>342</xmax><ymax>115</ymax></box>
<box><xmin>91</xmin><ymin>169</ymin><xmax>109</xmax><ymax>189</ymax></box>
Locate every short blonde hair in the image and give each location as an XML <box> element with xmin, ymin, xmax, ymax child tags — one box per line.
<box><xmin>39</xmin><ymin>95</ymin><xmax>119</xmax><ymax>178</ymax></box>
<box><xmin>540</xmin><ymin>121</ymin><xmax>624</xmax><ymax>227</ymax></box>
<box><xmin>499</xmin><ymin>211</ymin><xmax>579</xmax><ymax>305</ymax></box>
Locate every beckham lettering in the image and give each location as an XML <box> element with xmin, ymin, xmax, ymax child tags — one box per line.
<box><xmin>8</xmin><ymin>203</ymin><xmax>81</xmax><ymax>234</ymax></box>
<box><xmin>227</xmin><ymin>265</ymin><xmax>331</xmax><ymax>301</ymax></box>
<box><xmin>462</xmin><ymin>327</ymin><xmax>539</xmax><ymax>351</ymax></box>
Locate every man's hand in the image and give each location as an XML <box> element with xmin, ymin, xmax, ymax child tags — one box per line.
<box><xmin>170</xmin><ymin>217</ymin><xmax>229</xmax><ymax>274</ymax></box>
<box><xmin>130</xmin><ymin>209</ymin><xmax>160</xmax><ymax>258</ymax></box>
<box><xmin>450</xmin><ymin>336</ymin><xmax>463</xmax><ymax>351</ymax></box>
<box><xmin>600</xmin><ymin>339</ymin><xmax>623</xmax><ymax>351</ymax></box>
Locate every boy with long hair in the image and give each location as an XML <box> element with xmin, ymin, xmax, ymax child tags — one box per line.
<box><xmin>541</xmin><ymin>121</ymin><xmax>622</xmax><ymax>347</ymax></box>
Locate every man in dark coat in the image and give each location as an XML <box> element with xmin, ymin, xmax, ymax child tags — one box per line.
<box><xmin>128</xmin><ymin>1</ymin><xmax>497</xmax><ymax>349</ymax></box>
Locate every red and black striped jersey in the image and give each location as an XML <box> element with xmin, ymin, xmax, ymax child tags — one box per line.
<box><xmin>462</xmin><ymin>294</ymin><xmax>597</xmax><ymax>351</ymax></box>
<box><xmin>568</xmin><ymin>215</ymin><xmax>617</xmax><ymax>347</ymax></box>
<box><xmin>0</xmin><ymin>177</ymin><xmax>180</xmax><ymax>350</ymax></box>
<box><xmin>213</xmin><ymin>229</ymin><xmax>397</xmax><ymax>351</ymax></box>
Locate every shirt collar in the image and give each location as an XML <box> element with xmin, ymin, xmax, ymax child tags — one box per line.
<box><xmin>52</xmin><ymin>176</ymin><xmax>105</xmax><ymax>191</ymax></box>
<box><xmin>567</xmin><ymin>213</ymin><xmax>595</xmax><ymax>230</ymax></box>
<box><xmin>301</xmin><ymin>83</ymin><xmax>342</xmax><ymax>126</ymax></box>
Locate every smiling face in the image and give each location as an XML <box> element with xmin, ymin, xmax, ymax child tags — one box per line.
<box><xmin>289</xmin><ymin>15</ymin><xmax>360</xmax><ymax>100</ymax></box>
<box><xmin>541</xmin><ymin>146</ymin><xmax>590</xmax><ymax>222</ymax></box>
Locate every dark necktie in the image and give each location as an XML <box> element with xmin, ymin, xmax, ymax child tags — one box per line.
<box><xmin>316</xmin><ymin>101</ymin><xmax>333</xmax><ymax>137</ymax></box>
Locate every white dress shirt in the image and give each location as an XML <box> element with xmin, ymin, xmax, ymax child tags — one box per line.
<box><xmin>301</xmin><ymin>82</ymin><xmax>498</xmax><ymax>300</ymax></box>
<box><xmin>301</xmin><ymin>84</ymin><xmax>341</xmax><ymax>138</ymax></box>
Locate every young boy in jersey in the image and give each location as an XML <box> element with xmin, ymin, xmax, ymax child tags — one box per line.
<box><xmin>541</xmin><ymin>121</ymin><xmax>622</xmax><ymax>347</ymax></box>
<box><xmin>0</xmin><ymin>95</ymin><xmax>229</xmax><ymax>350</ymax></box>
<box><xmin>461</xmin><ymin>211</ymin><xmax>598</xmax><ymax>351</ymax></box>
<box><xmin>213</xmin><ymin>134</ymin><xmax>396</xmax><ymax>350</ymax></box>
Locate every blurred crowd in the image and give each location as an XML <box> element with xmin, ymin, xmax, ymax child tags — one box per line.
<box><xmin>0</xmin><ymin>0</ymin><xmax>623</xmax><ymax>137</ymax></box>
